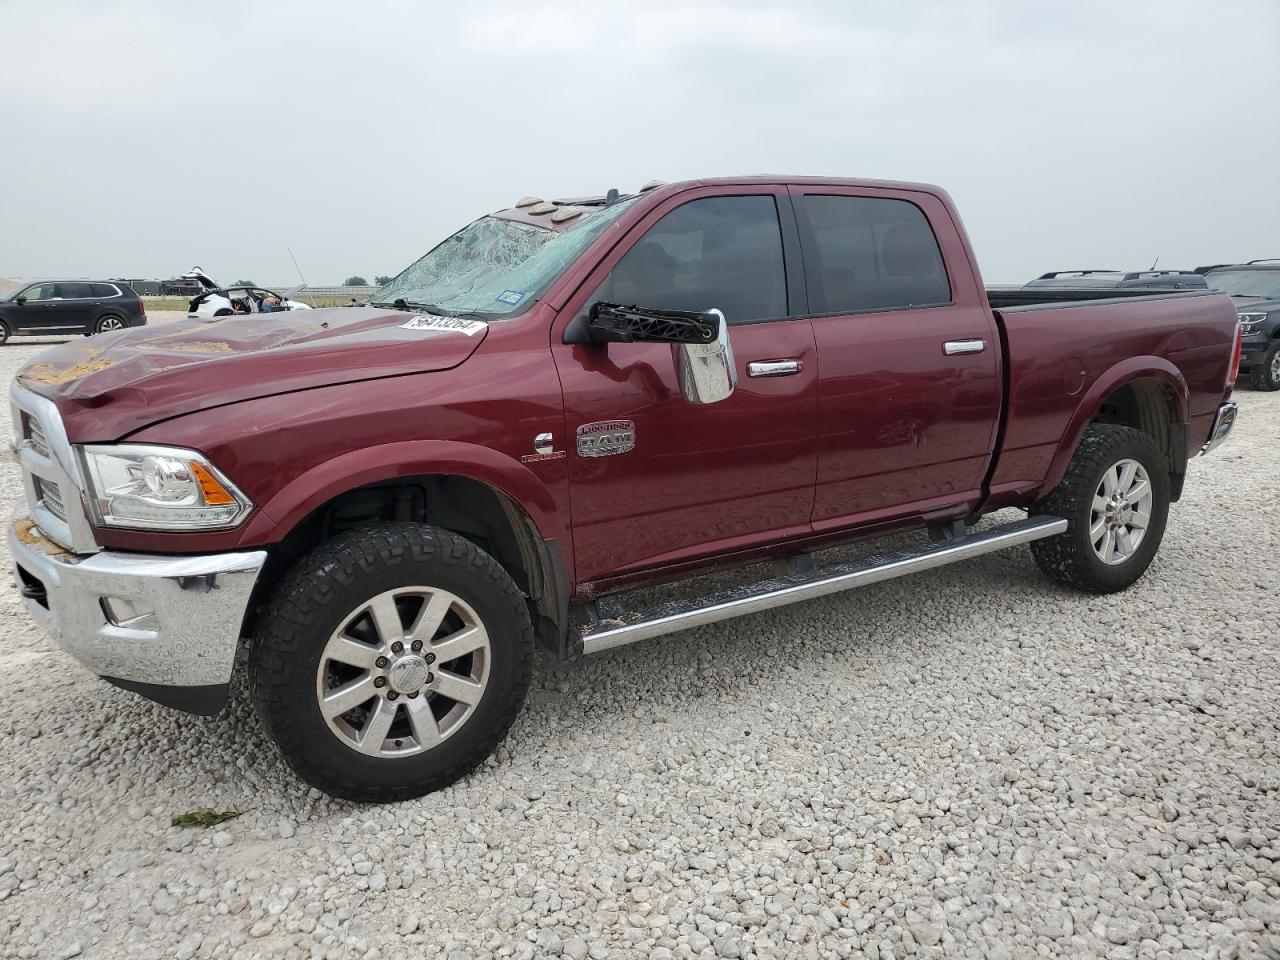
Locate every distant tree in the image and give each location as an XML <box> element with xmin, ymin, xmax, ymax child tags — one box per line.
<box><xmin>344</xmin><ymin>275</ymin><xmax>369</xmax><ymax>286</ymax></box>
<box><xmin>374</xmin><ymin>275</ymin><xmax>394</xmax><ymax>285</ymax></box>
<box><xmin>233</xmin><ymin>279</ymin><xmax>256</xmax><ymax>286</ymax></box>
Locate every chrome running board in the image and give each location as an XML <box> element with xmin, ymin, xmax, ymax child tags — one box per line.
<box><xmin>580</xmin><ymin>515</ymin><xmax>1067</xmax><ymax>655</ymax></box>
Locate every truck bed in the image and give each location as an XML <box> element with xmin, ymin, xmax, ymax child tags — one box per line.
<box><xmin>985</xmin><ymin>287</ymin><xmax>1239</xmax><ymax>506</ymax></box>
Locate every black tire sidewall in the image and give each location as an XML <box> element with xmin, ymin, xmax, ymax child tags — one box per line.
<box><xmin>1066</xmin><ymin>433</ymin><xmax>1169</xmax><ymax>592</ymax></box>
<box><xmin>0</xmin><ymin>320</ymin><xmax>9</xmax><ymax>345</ymax></box>
<box><xmin>1252</xmin><ymin>343</ymin><xmax>1280</xmax><ymax>391</ymax></box>
<box><xmin>252</xmin><ymin>526</ymin><xmax>532</xmax><ymax>800</ymax></box>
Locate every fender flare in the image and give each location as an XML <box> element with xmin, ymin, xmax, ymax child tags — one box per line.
<box><xmin>1042</xmin><ymin>356</ymin><xmax>1189</xmax><ymax>495</ymax></box>
<box><xmin>239</xmin><ymin>440</ymin><xmax>567</xmax><ymax>550</ymax></box>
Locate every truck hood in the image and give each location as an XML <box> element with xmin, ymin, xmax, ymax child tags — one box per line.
<box><xmin>17</xmin><ymin>307</ymin><xmax>489</xmax><ymax>440</ymax></box>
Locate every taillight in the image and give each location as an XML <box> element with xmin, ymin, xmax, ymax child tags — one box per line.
<box><xmin>1227</xmin><ymin>322</ymin><xmax>1242</xmax><ymax>388</ymax></box>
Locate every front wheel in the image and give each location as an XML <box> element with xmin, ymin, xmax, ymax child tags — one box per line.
<box><xmin>1250</xmin><ymin>342</ymin><xmax>1280</xmax><ymax>392</ymax></box>
<box><xmin>0</xmin><ymin>320</ymin><xmax>9</xmax><ymax>345</ymax></box>
<box><xmin>250</xmin><ymin>523</ymin><xmax>534</xmax><ymax>802</ymax></box>
<box><xmin>1031</xmin><ymin>424</ymin><xmax>1170</xmax><ymax>593</ymax></box>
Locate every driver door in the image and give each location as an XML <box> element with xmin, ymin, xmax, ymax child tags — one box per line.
<box><xmin>550</xmin><ymin>186</ymin><xmax>818</xmax><ymax>589</ymax></box>
<box><xmin>12</xmin><ymin>283</ymin><xmax>64</xmax><ymax>332</ymax></box>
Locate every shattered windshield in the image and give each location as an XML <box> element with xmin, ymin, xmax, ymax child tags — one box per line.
<box><xmin>373</xmin><ymin>198</ymin><xmax>639</xmax><ymax>317</ymax></box>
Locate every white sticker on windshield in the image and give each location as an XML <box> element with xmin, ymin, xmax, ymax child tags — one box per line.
<box><xmin>400</xmin><ymin>314</ymin><xmax>487</xmax><ymax>336</ymax></box>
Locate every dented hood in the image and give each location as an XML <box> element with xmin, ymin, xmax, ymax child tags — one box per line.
<box><xmin>18</xmin><ymin>307</ymin><xmax>489</xmax><ymax>440</ymax></box>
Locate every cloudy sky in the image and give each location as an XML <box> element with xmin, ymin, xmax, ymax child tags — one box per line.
<box><xmin>3</xmin><ymin>0</ymin><xmax>1277</xmax><ymax>285</ymax></box>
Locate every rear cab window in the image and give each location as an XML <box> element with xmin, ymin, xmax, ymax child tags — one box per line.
<box><xmin>797</xmin><ymin>195</ymin><xmax>951</xmax><ymax>314</ymax></box>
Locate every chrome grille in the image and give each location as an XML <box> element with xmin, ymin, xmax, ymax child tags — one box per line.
<box><xmin>35</xmin><ymin>477</ymin><xmax>66</xmax><ymax>521</ymax></box>
<box><xmin>10</xmin><ymin>382</ymin><xmax>100</xmax><ymax>554</ymax></box>
<box><xmin>26</xmin><ymin>415</ymin><xmax>48</xmax><ymax>456</ymax></box>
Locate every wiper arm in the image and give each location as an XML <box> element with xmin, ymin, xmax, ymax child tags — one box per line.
<box><xmin>372</xmin><ymin>299</ymin><xmax>490</xmax><ymax>321</ymax></box>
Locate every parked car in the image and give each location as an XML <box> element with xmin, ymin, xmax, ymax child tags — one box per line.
<box><xmin>1202</xmin><ymin>261</ymin><xmax>1280</xmax><ymax>390</ymax></box>
<box><xmin>8</xmin><ymin>176</ymin><xmax>1241</xmax><ymax>802</ymax></box>
<box><xmin>188</xmin><ymin>285</ymin><xmax>312</xmax><ymax>318</ymax></box>
<box><xmin>1025</xmin><ymin>270</ymin><xmax>1208</xmax><ymax>290</ymax></box>
<box><xmin>0</xmin><ymin>280</ymin><xmax>146</xmax><ymax>343</ymax></box>
<box><xmin>175</xmin><ymin>268</ymin><xmax>310</xmax><ymax>317</ymax></box>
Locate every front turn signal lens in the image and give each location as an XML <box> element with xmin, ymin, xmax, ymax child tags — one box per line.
<box><xmin>190</xmin><ymin>461</ymin><xmax>237</xmax><ymax>506</ymax></box>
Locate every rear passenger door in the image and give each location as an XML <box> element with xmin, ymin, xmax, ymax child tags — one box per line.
<box><xmin>54</xmin><ymin>282</ymin><xmax>96</xmax><ymax>332</ymax></box>
<box><xmin>789</xmin><ymin>186</ymin><xmax>1002</xmax><ymax>531</ymax></box>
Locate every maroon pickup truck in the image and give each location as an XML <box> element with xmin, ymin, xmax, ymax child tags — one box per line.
<box><xmin>8</xmin><ymin>177</ymin><xmax>1241</xmax><ymax>801</ymax></box>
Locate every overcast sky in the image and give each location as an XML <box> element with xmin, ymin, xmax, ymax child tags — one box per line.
<box><xmin>3</xmin><ymin>0</ymin><xmax>1277</xmax><ymax>285</ymax></box>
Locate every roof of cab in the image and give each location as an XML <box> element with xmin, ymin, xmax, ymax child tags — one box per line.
<box><xmin>490</xmin><ymin>175</ymin><xmax>951</xmax><ymax>231</ymax></box>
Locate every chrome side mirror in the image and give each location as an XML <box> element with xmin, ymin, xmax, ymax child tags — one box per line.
<box><xmin>673</xmin><ymin>309</ymin><xmax>736</xmax><ymax>405</ymax></box>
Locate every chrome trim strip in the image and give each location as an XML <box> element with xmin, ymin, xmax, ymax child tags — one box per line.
<box><xmin>944</xmin><ymin>339</ymin><xmax>986</xmax><ymax>356</ymax></box>
<box><xmin>581</xmin><ymin>516</ymin><xmax>1068</xmax><ymax>655</ymax></box>
<box><xmin>1201</xmin><ymin>401</ymin><xmax>1238</xmax><ymax>455</ymax></box>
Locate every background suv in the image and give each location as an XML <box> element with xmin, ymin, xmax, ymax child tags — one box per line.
<box><xmin>0</xmin><ymin>281</ymin><xmax>146</xmax><ymax>344</ymax></box>
<box><xmin>1203</xmin><ymin>261</ymin><xmax>1280</xmax><ymax>390</ymax></box>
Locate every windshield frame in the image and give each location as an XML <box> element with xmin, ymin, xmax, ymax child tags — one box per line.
<box><xmin>371</xmin><ymin>198</ymin><xmax>640</xmax><ymax>321</ymax></box>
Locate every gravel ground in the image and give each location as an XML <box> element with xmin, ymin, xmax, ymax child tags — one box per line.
<box><xmin>0</xmin><ymin>327</ymin><xmax>1277</xmax><ymax>960</ymax></box>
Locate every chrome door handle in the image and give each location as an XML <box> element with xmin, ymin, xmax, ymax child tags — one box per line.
<box><xmin>747</xmin><ymin>359</ymin><xmax>803</xmax><ymax>378</ymax></box>
<box><xmin>943</xmin><ymin>339</ymin><xmax>986</xmax><ymax>356</ymax></box>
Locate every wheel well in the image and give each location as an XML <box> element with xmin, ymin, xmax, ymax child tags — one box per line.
<box><xmin>1090</xmin><ymin>378</ymin><xmax>1187</xmax><ymax>500</ymax></box>
<box><xmin>244</xmin><ymin>476</ymin><xmax>568</xmax><ymax>655</ymax></box>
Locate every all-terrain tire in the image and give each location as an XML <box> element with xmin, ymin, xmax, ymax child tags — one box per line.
<box><xmin>1250</xmin><ymin>342</ymin><xmax>1280</xmax><ymax>391</ymax></box>
<box><xmin>1031</xmin><ymin>424</ymin><xmax>1170</xmax><ymax>594</ymax></box>
<box><xmin>249</xmin><ymin>523</ymin><xmax>534</xmax><ymax>802</ymax></box>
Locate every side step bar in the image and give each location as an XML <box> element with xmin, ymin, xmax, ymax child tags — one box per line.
<box><xmin>580</xmin><ymin>515</ymin><xmax>1067</xmax><ymax>655</ymax></box>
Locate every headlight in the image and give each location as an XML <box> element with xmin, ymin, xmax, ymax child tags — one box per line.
<box><xmin>78</xmin><ymin>444</ymin><xmax>253</xmax><ymax>530</ymax></box>
<box><xmin>1238</xmin><ymin>312</ymin><xmax>1267</xmax><ymax>335</ymax></box>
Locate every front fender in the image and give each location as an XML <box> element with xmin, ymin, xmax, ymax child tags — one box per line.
<box><xmin>248</xmin><ymin>439</ymin><xmax>567</xmax><ymax>549</ymax></box>
<box><xmin>1041</xmin><ymin>356</ymin><xmax>1189</xmax><ymax>496</ymax></box>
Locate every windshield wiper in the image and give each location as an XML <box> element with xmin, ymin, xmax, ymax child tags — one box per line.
<box><xmin>370</xmin><ymin>298</ymin><xmax>491</xmax><ymax>321</ymax></box>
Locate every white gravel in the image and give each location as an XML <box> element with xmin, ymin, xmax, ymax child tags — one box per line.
<box><xmin>0</xmin><ymin>329</ymin><xmax>1277</xmax><ymax>960</ymax></box>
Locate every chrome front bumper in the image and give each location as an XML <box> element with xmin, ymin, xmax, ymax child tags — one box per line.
<box><xmin>8</xmin><ymin>510</ymin><xmax>267</xmax><ymax>714</ymax></box>
<box><xmin>1202</xmin><ymin>401</ymin><xmax>1238</xmax><ymax>455</ymax></box>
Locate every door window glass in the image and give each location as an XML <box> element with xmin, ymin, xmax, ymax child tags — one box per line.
<box><xmin>57</xmin><ymin>282</ymin><xmax>93</xmax><ymax>299</ymax></box>
<box><xmin>595</xmin><ymin>195</ymin><xmax>787</xmax><ymax>325</ymax></box>
<box><xmin>800</xmin><ymin>196</ymin><xmax>951</xmax><ymax>313</ymax></box>
<box><xmin>21</xmin><ymin>283</ymin><xmax>57</xmax><ymax>301</ymax></box>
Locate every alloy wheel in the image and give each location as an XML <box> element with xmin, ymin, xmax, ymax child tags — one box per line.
<box><xmin>315</xmin><ymin>587</ymin><xmax>491</xmax><ymax>758</ymax></box>
<box><xmin>1089</xmin><ymin>458</ymin><xmax>1153</xmax><ymax>565</ymax></box>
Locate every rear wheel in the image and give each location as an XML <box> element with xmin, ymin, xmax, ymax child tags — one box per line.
<box><xmin>92</xmin><ymin>314</ymin><xmax>126</xmax><ymax>335</ymax></box>
<box><xmin>1250</xmin><ymin>343</ymin><xmax>1280</xmax><ymax>391</ymax></box>
<box><xmin>250</xmin><ymin>523</ymin><xmax>534</xmax><ymax>802</ymax></box>
<box><xmin>1031</xmin><ymin>424</ymin><xmax>1169</xmax><ymax>593</ymax></box>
